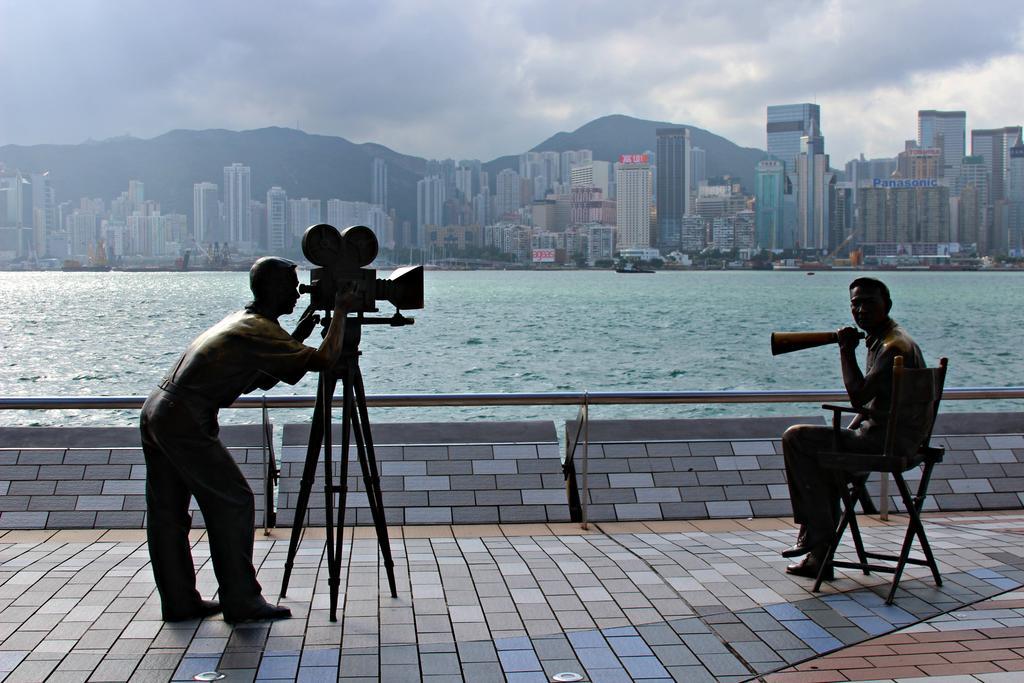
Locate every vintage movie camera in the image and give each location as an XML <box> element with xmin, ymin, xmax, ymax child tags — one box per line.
<box><xmin>300</xmin><ymin>223</ymin><xmax>423</xmax><ymax>315</ymax></box>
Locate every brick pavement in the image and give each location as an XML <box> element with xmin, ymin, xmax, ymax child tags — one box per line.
<box><xmin>0</xmin><ymin>512</ymin><xmax>1022</xmax><ymax>681</ymax></box>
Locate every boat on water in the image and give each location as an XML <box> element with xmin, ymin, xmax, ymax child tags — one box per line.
<box><xmin>61</xmin><ymin>259</ymin><xmax>112</xmax><ymax>272</ymax></box>
<box><xmin>615</xmin><ymin>261</ymin><xmax>655</xmax><ymax>274</ymax></box>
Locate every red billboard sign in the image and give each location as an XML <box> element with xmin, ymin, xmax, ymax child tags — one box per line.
<box><xmin>532</xmin><ymin>248</ymin><xmax>556</xmax><ymax>263</ymax></box>
<box><xmin>619</xmin><ymin>153</ymin><xmax>649</xmax><ymax>164</ymax></box>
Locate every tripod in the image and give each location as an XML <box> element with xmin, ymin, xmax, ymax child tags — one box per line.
<box><xmin>278</xmin><ymin>314</ymin><xmax>399</xmax><ymax>621</ymax></box>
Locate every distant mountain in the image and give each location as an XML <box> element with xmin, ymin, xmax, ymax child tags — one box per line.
<box><xmin>0</xmin><ymin>116</ymin><xmax>767</xmax><ymax>234</ymax></box>
<box><xmin>0</xmin><ymin>127</ymin><xmax>427</xmax><ymax>227</ymax></box>
<box><xmin>484</xmin><ymin>114</ymin><xmax>767</xmax><ymax>187</ymax></box>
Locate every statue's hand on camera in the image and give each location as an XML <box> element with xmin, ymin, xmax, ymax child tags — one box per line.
<box><xmin>335</xmin><ymin>284</ymin><xmax>358</xmax><ymax>312</ymax></box>
<box><xmin>292</xmin><ymin>304</ymin><xmax>322</xmax><ymax>342</ymax></box>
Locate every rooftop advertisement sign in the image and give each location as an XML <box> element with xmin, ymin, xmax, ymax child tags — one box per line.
<box><xmin>619</xmin><ymin>154</ymin><xmax>649</xmax><ymax>164</ymax></box>
<box><xmin>872</xmin><ymin>178</ymin><xmax>939</xmax><ymax>189</ymax></box>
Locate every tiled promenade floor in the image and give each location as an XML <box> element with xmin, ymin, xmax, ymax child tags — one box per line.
<box><xmin>1</xmin><ymin>512</ymin><xmax>1023</xmax><ymax>682</ymax></box>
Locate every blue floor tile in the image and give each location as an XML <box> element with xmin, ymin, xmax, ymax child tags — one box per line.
<box><xmin>849</xmin><ymin>615</ymin><xmax>894</xmax><ymax>635</ymax></box>
<box><xmin>871</xmin><ymin>604</ymin><xmax>914</xmax><ymax>624</ymax></box>
<box><xmin>782</xmin><ymin>619</ymin><xmax>832</xmax><ymax>640</ymax></box>
<box><xmin>620</xmin><ymin>655</ymin><xmax>671</xmax><ymax>679</ymax></box>
<box><xmin>172</xmin><ymin>657</ymin><xmax>222</xmax><ymax>682</ymax></box>
<box><xmin>300</xmin><ymin>648</ymin><xmax>339</xmax><ymax>667</ymax></box>
<box><xmin>581</xmin><ymin>668</ymin><xmax>632</xmax><ymax>683</ymax></box>
<box><xmin>576</xmin><ymin>646</ymin><xmax>621</xmax><ymax>670</ymax></box>
<box><xmin>602</xmin><ymin>625</ymin><xmax>639</xmax><ymax>637</ymax></box>
<box><xmin>498</xmin><ymin>649</ymin><xmax>542</xmax><ymax>673</ymax></box>
<box><xmin>765</xmin><ymin>603</ymin><xmax>804</xmax><ymax>621</ymax></box>
<box><xmin>256</xmin><ymin>655</ymin><xmax>299</xmax><ymax>680</ymax></box>
<box><xmin>607</xmin><ymin>636</ymin><xmax>652</xmax><ymax>657</ymax></box>
<box><xmin>567</xmin><ymin>630</ymin><xmax>606</xmax><ymax>649</ymax></box>
<box><xmin>495</xmin><ymin>636</ymin><xmax>534</xmax><ymax>651</ymax></box>
<box><xmin>805</xmin><ymin>636</ymin><xmax>844</xmax><ymax>654</ymax></box>
<box><xmin>506</xmin><ymin>673</ymin><xmax>549</xmax><ymax>683</ymax></box>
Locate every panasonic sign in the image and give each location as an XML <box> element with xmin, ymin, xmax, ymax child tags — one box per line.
<box><xmin>872</xmin><ymin>178</ymin><xmax>939</xmax><ymax>189</ymax></box>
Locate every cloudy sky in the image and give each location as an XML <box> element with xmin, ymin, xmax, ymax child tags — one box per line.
<box><xmin>2</xmin><ymin>0</ymin><xmax>1022</xmax><ymax>164</ymax></box>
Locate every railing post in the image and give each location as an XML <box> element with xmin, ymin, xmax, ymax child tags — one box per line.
<box><xmin>581</xmin><ymin>392</ymin><xmax>590</xmax><ymax>530</ymax></box>
<box><xmin>879</xmin><ymin>473</ymin><xmax>890</xmax><ymax>521</ymax></box>
<box><xmin>261</xmin><ymin>397</ymin><xmax>278</xmax><ymax>534</ymax></box>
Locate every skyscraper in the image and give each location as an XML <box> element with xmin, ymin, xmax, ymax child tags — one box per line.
<box><xmin>223</xmin><ymin>163</ymin><xmax>252</xmax><ymax>246</ymax></box>
<box><xmin>615</xmin><ymin>157</ymin><xmax>652</xmax><ymax>249</ymax></box>
<box><xmin>494</xmin><ymin>169</ymin><xmax>521</xmax><ymax>219</ymax></box>
<box><xmin>287</xmin><ymin>198</ymin><xmax>321</xmax><ymax>244</ymax></box>
<box><xmin>371</xmin><ymin>158</ymin><xmax>388</xmax><ymax>210</ymax></box>
<box><xmin>193</xmin><ymin>182</ymin><xmax>219</xmax><ymax>244</ymax></box>
<box><xmin>689</xmin><ymin>147</ymin><xmax>706</xmax><ymax>192</ymax></box>
<box><xmin>30</xmin><ymin>172</ymin><xmax>55</xmax><ymax>258</ymax></box>
<box><xmin>416</xmin><ymin>176</ymin><xmax>444</xmax><ymax>246</ymax></box>
<box><xmin>971</xmin><ymin>126</ymin><xmax>1023</xmax><ymax>202</ymax></box>
<box><xmin>265</xmin><ymin>187</ymin><xmax>288</xmax><ymax>252</ymax></box>
<box><xmin>1005</xmin><ymin>141</ymin><xmax>1024</xmax><ymax>255</ymax></box>
<box><xmin>794</xmin><ymin>134</ymin><xmax>834</xmax><ymax>251</ymax></box>
<box><xmin>656</xmin><ymin>128</ymin><xmax>691</xmax><ymax>249</ymax></box>
<box><xmin>754</xmin><ymin>160</ymin><xmax>786</xmax><ymax>250</ymax></box>
<box><xmin>957</xmin><ymin>156</ymin><xmax>990</xmax><ymax>251</ymax></box>
<box><xmin>917</xmin><ymin>110</ymin><xmax>966</xmax><ymax>180</ymax></box>
<box><xmin>767</xmin><ymin>103</ymin><xmax>822</xmax><ymax>172</ymax></box>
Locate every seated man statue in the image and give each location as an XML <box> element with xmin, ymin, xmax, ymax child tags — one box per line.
<box><xmin>140</xmin><ymin>257</ymin><xmax>352</xmax><ymax>622</ymax></box>
<box><xmin>781</xmin><ymin>277</ymin><xmax>925</xmax><ymax>579</ymax></box>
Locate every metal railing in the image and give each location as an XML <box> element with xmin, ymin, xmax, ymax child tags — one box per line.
<box><xmin>2</xmin><ymin>387</ymin><xmax>1023</xmax><ymax>529</ymax></box>
<box><xmin>3</xmin><ymin>386</ymin><xmax>1024</xmax><ymax>411</ymax></box>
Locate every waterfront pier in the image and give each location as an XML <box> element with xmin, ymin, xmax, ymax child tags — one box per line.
<box><xmin>0</xmin><ymin>399</ymin><xmax>1023</xmax><ymax>681</ymax></box>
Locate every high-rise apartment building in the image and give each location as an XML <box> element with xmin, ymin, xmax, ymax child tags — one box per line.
<box><xmin>897</xmin><ymin>143</ymin><xmax>941</xmax><ymax>179</ymax></box>
<box><xmin>971</xmin><ymin>126</ymin><xmax>1023</xmax><ymax>202</ymax></box>
<box><xmin>655</xmin><ymin>128</ymin><xmax>691</xmax><ymax>250</ymax></box>
<box><xmin>371</xmin><ymin>158</ymin><xmax>388</xmax><ymax>210</ymax></box>
<box><xmin>287</xmin><ymin>198</ymin><xmax>321</xmax><ymax>245</ymax></box>
<box><xmin>223</xmin><ymin>163</ymin><xmax>252</xmax><ymax>246</ymax></box>
<box><xmin>754</xmin><ymin>159</ymin><xmax>786</xmax><ymax>250</ymax></box>
<box><xmin>455</xmin><ymin>167</ymin><xmax>473</xmax><ymax>201</ymax></box>
<box><xmin>569</xmin><ymin>162</ymin><xmax>613</xmax><ymax>197</ymax></box>
<box><xmin>265</xmin><ymin>187</ymin><xmax>288</xmax><ymax>252</ymax></box>
<box><xmin>857</xmin><ymin>183</ymin><xmax>950</xmax><ymax>252</ymax></box>
<box><xmin>615</xmin><ymin>158</ymin><xmax>652</xmax><ymax>249</ymax></box>
<box><xmin>690</xmin><ymin>147</ymin><xmax>706</xmax><ymax>192</ymax></box>
<box><xmin>918</xmin><ymin>110</ymin><xmax>966</xmax><ymax>180</ymax></box>
<box><xmin>494</xmin><ymin>169</ymin><xmax>521</xmax><ymax>219</ymax></box>
<box><xmin>30</xmin><ymin>172</ymin><xmax>55</xmax><ymax>257</ymax></box>
<box><xmin>128</xmin><ymin>180</ymin><xmax>145</xmax><ymax>210</ymax></box>
<box><xmin>957</xmin><ymin>156</ymin><xmax>990</xmax><ymax>251</ymax></box>
<box><xmin>1010</xmin><ymin>141</ymin><xmax>1024</xmax><ymax>203</ymax></box>
<box><xmin>193</xmin><ymin>182</ymin><xmax>219</xmax><ymax>244</ymax></box>
<box><xmin>560</xmin><ymin>150</ymin><xmax>593</xmax><ymax>184</ymax></box>
<box><xmin>767</xmin><ymin>103</ymin><xmax>821</xmax><ymax>171</ymax></box>
<box><xmin>416</xmin><ymin>176</ymin><xmax>444</xmax><ymax>246</ymax></box>
<box><xmin>1004</xmin><ymin>141</ymin><xmax>1024</xmax><ymax>255</ymax></box>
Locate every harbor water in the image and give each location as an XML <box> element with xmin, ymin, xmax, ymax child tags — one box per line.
<box><xmin>1</xmin><ymin>269</ymin><xmax>1022</xmax><ymax>428</ymax></box>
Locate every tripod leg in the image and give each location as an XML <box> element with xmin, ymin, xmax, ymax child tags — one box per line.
<box><xmin>280</xmin><ymin>372</ymin><xmax>333</xmax><ymax>600</ymax></box>
<box><xmin>352</xmin><ymin>368</ymin><xmax>398</xmax><ymax>598</ymax></box>
<box><xmin>326</xmin><ymin>365</ymin><xmax>355</xmax><ymax>622</ymax></box>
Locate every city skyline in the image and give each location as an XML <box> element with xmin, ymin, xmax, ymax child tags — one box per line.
<box><xmin>1</xmin><ymin>1</ymin><xmax>1022</xmax><ymax>165</ymax></box>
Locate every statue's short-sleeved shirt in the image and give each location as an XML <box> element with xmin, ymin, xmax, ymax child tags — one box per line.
<box><xmin>861</xmin><ymin>319</ymin><xmax>925</xmax><ymax>434</ymax></box>
<box><xmin>164</xmin><ymin>311</ymin><xmax>314</xmax><ymax>409</ymax></box>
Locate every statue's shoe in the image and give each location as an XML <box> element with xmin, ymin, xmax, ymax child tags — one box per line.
<box><xmin>163</xmin><ymin>599</ymin><xmax>222</xmax><ymax>622</ymax></box>
<box><xmin>224</xmin><ymin>600</ymin><xmax>291</xmax><ymax>624</ymax></box>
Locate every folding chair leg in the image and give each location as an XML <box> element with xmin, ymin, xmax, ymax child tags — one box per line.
<box><xmin>887</xmin><ymin>473</ymin><xmax>925</xmax><ymax>604</ymax></box>
<box><xmin>913</xmin><ymin>463</ymin><xmax>943</xmax><ymax>587</ymax></box>
<box><xmin>843</xmin><ymin>491</ymin><xmax>868</xmax><ymax>573</ymax></box>
<box><xmin>814</xmin><ymin>487</ymin><xmax>856</xmax><ymax>592</ymax></box>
